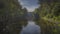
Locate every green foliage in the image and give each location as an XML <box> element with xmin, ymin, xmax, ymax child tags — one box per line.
<box><xmin>0</xmin><ymin>0</ymin><xmax>27</xmax><ymax>34</ymax></box>
<box><xmin>34</xmin><ymin>0</ymin><xmax>60</xmax><ymax>34</ymax></box>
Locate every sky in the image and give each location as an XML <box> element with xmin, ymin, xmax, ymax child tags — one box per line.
<box><xmin>18</xmin><ymin>0</ymin><xmax>39</xmax><ymax>12</ymax></box>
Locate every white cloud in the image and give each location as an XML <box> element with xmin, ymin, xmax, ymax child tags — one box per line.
<box><xmin>18</xmin><ymin>0</ymin><xmax>39</xmax><ymax>12</ymax></box>
<box><xmin>26</xmin><ymin>6</ymin><xmax>39</xmax><ymax>12</ymax></box>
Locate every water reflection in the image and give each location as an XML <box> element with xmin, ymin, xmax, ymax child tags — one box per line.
<box><xmin>20</xmin><ymin>21</ymin><xmax>41</xmax><ymax>34</ymax></box>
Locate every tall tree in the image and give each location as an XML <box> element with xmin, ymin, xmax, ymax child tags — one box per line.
<box><xmin>0</xmin><ymin>0</ymin><xmax>27</xmax><ymax>34</ymax></box>
<box><xmin>34</xmin><ymin>0</ymin><xmax>60</xmax><ymax>34</ymax></box>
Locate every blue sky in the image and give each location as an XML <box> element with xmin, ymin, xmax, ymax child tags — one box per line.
<box><xmin>18</xmin><ymin>0</ymin><xmax>39</xmax><ymax>12</ymax></box>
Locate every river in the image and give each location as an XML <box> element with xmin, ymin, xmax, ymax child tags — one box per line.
<box><xmin>20</xmin><ymin>20</ymin><xmax>41</xmax><ymax>34</ymax></box>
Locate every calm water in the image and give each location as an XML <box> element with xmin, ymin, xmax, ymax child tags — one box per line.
<box><xmin>20</xmin><ymin>21</ymin><xmax>41</xmax><ymax>34</ymax></box>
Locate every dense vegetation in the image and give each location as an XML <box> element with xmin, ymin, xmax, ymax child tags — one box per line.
<box><xmin>0</xmin><ymin>0</ymin><xmax>60</xmax><ymax>34</ymax></box>
<box><xmin>0</xmin><ymin>0</ymin><xmax>27</xmax><ymax>34</ymax></box>
<box><xmin>34</xmin><ymin>0</ymin><xmax>60</xmax><ymax>34</ymax></box>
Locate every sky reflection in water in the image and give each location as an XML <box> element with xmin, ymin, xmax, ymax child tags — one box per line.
<box><xmin>20</xmin><ymin>21</ymin><xmax>41</xmax><ymax>34</ymax></box>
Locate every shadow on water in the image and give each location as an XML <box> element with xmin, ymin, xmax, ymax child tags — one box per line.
<box><xmin>20</xmin><ymin>20</ymin><xmax>41</xmax><ymax>34</ymax></box>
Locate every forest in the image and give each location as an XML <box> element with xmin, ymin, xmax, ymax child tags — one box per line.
<box><xmin>0</xmin><ymin>0</ymin><xmax>60</xmax><ymax>34</ymax></box>
<box><xmin>0</xmin><ymin>0</ymin><xmax>27</xmax><ymax>34</ymax></box>
<box><xmin>34</xmin><ymin>0</ymin><xmax>60</xmax><ymax>34</ymax></box>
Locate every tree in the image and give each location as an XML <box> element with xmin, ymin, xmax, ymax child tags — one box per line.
<box><xmin>34</xmin><ymin>0</ymin><xmax>60</xmax><ymax>34</ymax></box>
<box><xmin>0</xmin><ymin>0</ymin><xmax>27</xmax><ymax>34</ymax></box>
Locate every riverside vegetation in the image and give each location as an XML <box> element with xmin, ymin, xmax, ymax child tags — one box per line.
<box><xmin>0</xmin><ymin>0</ymin><xmax>60</xmax><ymax>34</ymax></box>
<box><xmin>0</xmin><ymin>0</ymin><xmax>27</xmax><ymax>34</ymax></box>
<box><xmin>34</xmin><ymin>0</ymin><xmax>60</xmax><ymax>34</ymax></box>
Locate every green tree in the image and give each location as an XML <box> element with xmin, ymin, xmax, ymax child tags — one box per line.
<box><xmin>0</xmin><ymin>0</ymin><xmax>27</xmax><ymax>34</ymax></box>
<box><xmin>34</xmin><ymin>0</ymin><xmax>60</xmax><ymax>34</ymax></box>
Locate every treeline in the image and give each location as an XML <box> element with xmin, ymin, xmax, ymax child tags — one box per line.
<box><xmin>34</xmin><ymin>0</ymin><xmax>60</xmax><ymax>34</ymax></box>
<box><xmin>37</xmin><ymin>0</ymin><xmax>60</xmax><ymax>21</ymax></box>
<box><xmin>0</xmin><ymin>0</ymin><xmax>27</xmax><ymax>34</ymax></box>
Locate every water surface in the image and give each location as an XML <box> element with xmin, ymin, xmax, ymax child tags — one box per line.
<box><xmin>20</xmin><ymin>21</ymin><xmax>41</xmax><ymax>34</ymax></box>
